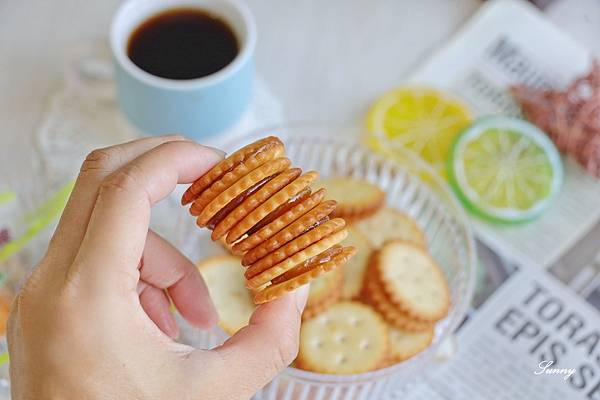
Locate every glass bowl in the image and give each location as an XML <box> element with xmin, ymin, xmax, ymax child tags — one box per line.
<box><xmin>177</xmin><ymin>123</ymin><xmax>476</xmax><ymax>399</ymax></box>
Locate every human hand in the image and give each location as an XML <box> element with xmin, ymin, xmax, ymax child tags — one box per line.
<box><xmin>7</xmin><ymin>136</ymin><xmax>309</xmax><ymax>400</ymax></box>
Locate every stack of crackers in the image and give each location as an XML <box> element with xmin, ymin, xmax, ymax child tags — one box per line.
<box><xmin>197</xmin><ymin>176</ymin><xmax>450</xmax><ymax>375</ymax></box>
<box><xmin>182</xmin><ymin>137</ymin><xmax>356</xmax><ymax>304</ymax></box>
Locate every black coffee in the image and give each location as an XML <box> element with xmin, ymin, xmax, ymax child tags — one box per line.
<box><xmin>127</xmin><ymin>8</ymin><xmax>239</xmax><ymax>80</ymax></box>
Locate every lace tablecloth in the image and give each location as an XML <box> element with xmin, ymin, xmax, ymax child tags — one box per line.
<box><xmin>35</xmin><ymin>39</ymin><xmax>284</xmax><ymax>250</ymax></box>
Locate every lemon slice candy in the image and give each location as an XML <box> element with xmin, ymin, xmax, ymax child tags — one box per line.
<box><xmin>447</xmin><ymin>117</ymin><xmax>563</xmax><ymax>223</ymax></box>
<box><xmin>366</xmin><ymin>87</ymin><xmax>471</xmax><ymax>176</ymax></box>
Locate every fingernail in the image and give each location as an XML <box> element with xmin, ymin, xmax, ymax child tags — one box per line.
<box><xmin>201</xmin><ymin>305</ymin><xmax>220</xmax><ymax>330</ymax></box>
<box><xmin>164</xmin><ymin>315</ymin><xmax>180</xmax><ymax>339</ymax></box>
<box><xmin>165</xmin><ymin>134</ymin><xmax>187</xmax><ymax>141</ymax></box>
<box><xmin>294</xmin><ymin>284</ymin><xmax>310</xmax><ymax>313</ymax></box>
<box><xmin>203</xmin><ymin>145</ymin><xmax>226</xmax><ymax>158</ymax></box>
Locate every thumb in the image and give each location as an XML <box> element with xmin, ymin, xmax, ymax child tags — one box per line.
<box><xmin>211</xmin><ymin>285</ymin><xmax>309</xmax><ymax>398</ymax></box>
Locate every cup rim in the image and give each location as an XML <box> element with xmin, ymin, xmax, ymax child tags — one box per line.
<box><xmin>110</xmin><ymin>0</ymin><xmax>256</xmax><ymax>90</ymax></box>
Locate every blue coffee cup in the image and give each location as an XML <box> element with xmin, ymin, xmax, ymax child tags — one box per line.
<box><xmin>110</xmin><ymin>0</ymin><xmax>256</xmax><ymax>140</ymax></box>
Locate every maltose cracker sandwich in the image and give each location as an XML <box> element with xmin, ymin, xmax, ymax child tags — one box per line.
<box><xmin>182</xmin><ymin>136</ymin><xmax>356</xmax><ymax>304</ymax></box>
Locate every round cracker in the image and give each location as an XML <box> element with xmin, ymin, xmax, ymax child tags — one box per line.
<box><xmin>197</xmin><ymin>256</ymin><xmax>255</xmax><ymax>335</ymax></box>
<box><xmin>241</xmin><ymin>199</ymin><xmax>337</xmax><ymax>266</ymax></box>
<box><xmin>303</xmin><ymin>267</ymin><xmax>343</xmax><ymax>320</ymax></box>
<box><xmin>252</xmin><ymin>247</ymin><xmax>356</xmax><ymax>304</ymax></box>
<box><xmin>246</xmin><ymin>229</ymin><xmax>349</xmax><ymax>290</ymax></box>
<box><xmin>297</xmin><ymin>301</ymin><xmax>388</xmax><ymax>374</ymax></box>
<box><xmin>226</xmin><ymin>171</ymin><xmax>319</xmax><ymax>244</ymax></box>
<box><xmin>211</xmin><ymin>168</ymin><xmax>302</xmax><ymax>240</ymax></box>
<box><xmin>340</xmin><ymin>227</ymin><xmax>372</xmax><ymax>299</ymax></box>
<box><xmin>375</xmin><ymin>240</ymin><xmax>450</xmax><ymax>322</ymax></box>
<box><xmin>307</xmin><ymin>266</ymin><xmax>342</xmax><ymax>308</ymax></box>
<box><xmin>232</xmin><ymin>189</ymin><xmax>326</xmax><ymax>254</ymax></box>
<box><xmin>244</xmin><ymin>218</ymin><xmax>346</xmax><ymax>279</ymax></box>
<box><xmin>388</xmin><ymin>326</ymin><xmax>434</xmax><ymax>364</ymax></box>
<box><xmin>363</xmin><ymin>273</ymin><xmax>434</xmax><ymax>332</ymax></box>
<box><xmin>303</xmin><ymin>292</ymin><xmax>339</xmax><ymax>320</ymax></box>
<box><xmin>196</xmin><ymin>157</ymin><xmax>291</xmax><ymax>227</ymax></box>
<box><xmin>315</xmin><ymin>177</ymin><xmax>385</xmax><ymax>221</ymax></box>
<box><xmin>182</xmin><ymin>136</ymin><xmax>284</xmax><ymax>205</ymax></box>
<box><xmin>354</xmin><ymin>207</ymin><xmax>427</xmax><ymax>248</ymax></box>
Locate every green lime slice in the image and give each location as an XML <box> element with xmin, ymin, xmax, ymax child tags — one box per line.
<box><xmin>447</xmin><ymin>117</ymin><xmax>563</xmax><ymax>223</ymax></box>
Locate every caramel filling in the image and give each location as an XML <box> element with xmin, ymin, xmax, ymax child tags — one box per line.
<box><xmin>271</xmin><ymin>245</ymin><xmax>344</xmax><ymax>285</ymax></box>
<box><xmin>206</xmin><ymin>174</ymin><xmax>277</xmax><ymax>230</ymax></box>
<box><xmin>244</xmin><ymin>188</ymin><xmax>312</xmax><ymax>237</ymax></box>
<box><xmin>304</xmin><ymin>216</ymin><xmax>329</xmax><ymax>233</ymax></box>
<box><xmin>191</xmin><ymin>140</ymin><xmax>281</xmax><ymax>202</ymax></box>
<box><xmin>235</xmin><ymin>141</ymin><xmax>279</xmax><ymax>169</ymax></box>
<box><xmin>232</xmin><ymin>189</ymin><xmax>328</xmax><ymax>253</ymax></box>
<box><xmin>243</xmin><ymin>216</ymin><xmax>333</xmax><ymax>278</ymax></box>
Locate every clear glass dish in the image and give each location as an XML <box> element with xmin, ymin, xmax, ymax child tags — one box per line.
<box><xmin>177</xmin><ymin>123</ymin><xmax>476</xmax><ymax>399</ymax></box>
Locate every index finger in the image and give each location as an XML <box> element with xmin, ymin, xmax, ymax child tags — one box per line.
<box><xmin>69</xmin><ymin>140</ymin><xmax>223</xmax><ymax>290</ymax></box>
<box><xmin>47</xmin><ymin>135</ymin><xmax>185</xmax><ymax>267</ymax></box>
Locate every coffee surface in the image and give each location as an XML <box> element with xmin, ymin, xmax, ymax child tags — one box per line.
<box><xmin>127</xmin><ymin>8</ymin><xmax>239</xmax><ymax>80</ymax></box>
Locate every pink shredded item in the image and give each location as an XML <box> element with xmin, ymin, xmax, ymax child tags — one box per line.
<box><xmin>512</xmin><ymin>61</ymin><xmax>600</xmax><ymax>178</ymax></box>
<box><xmin>0</xmin><ymin>228</ymin><xmax>10</xmax><ymax>247</ymax></box>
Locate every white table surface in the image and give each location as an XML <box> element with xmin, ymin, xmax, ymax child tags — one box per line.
<box><xmin>0</xmin><ymin>0</ymin><xmax>599</xmax><ymax>397</ymax></box>
<box><xmin>2</xmin><ymin>0</ymin><xmax>599</xmax><ymax>182</ymax></box>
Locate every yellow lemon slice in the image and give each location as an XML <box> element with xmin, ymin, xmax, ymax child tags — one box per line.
<box><xmin>366</xmin><ymin>87</ymin><xmax>471</xmax><ymax>177</ymax></box>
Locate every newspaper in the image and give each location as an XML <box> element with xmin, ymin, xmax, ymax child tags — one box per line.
<box><xmin>402</xmin><ymin>1</ymin><xmax>600</xmax><ymax>399</ymax></box>
<box><xmin>409</xmin><ymin>0</ymin><xmax>600</xmax><ymax>270</ymax></box>
<box><xmin>407</xmin><ymin>267</ymin><xmax>600</xmax><ymax>400</ymax></box>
